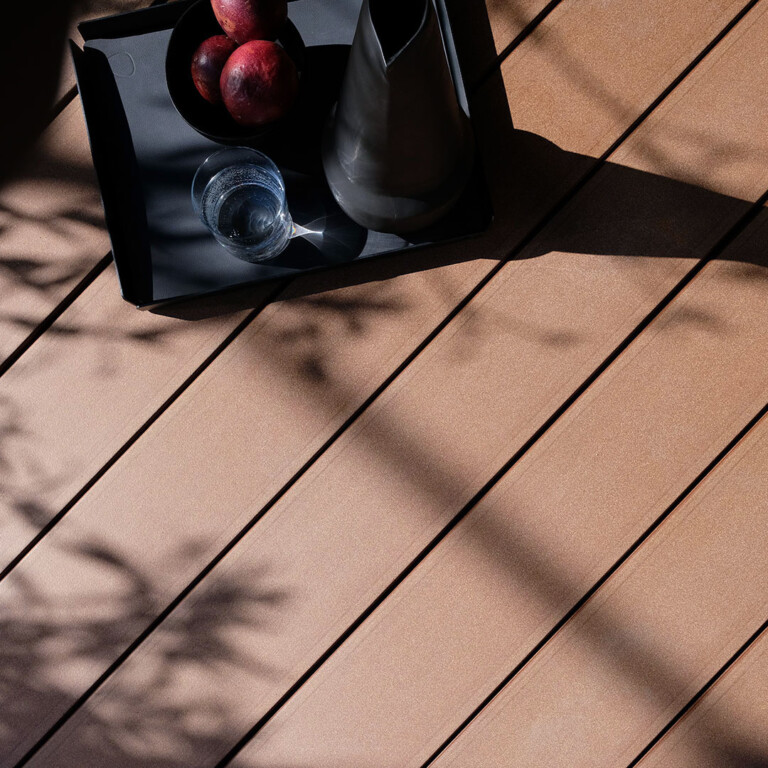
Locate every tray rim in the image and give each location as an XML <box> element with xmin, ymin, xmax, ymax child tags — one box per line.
<box><xmin>71</xmin><ymin>0</ymin><xmax>493</xmax><ymax>309</ymax></box>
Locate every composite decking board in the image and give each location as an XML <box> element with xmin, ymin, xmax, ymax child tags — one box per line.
<box><xmin>423</xmin><ymin>414</ymin><xmax>768</xmax><ymax>768</ymax></box>
<box><xmin>0</xmin><ymin>267</ymin><xmax>269</xmax><ymax>574</ymax></box>
<box><xmin>0</xmin><ymin>100</ymin><xmax>111</xmax><ymax>364</ymax></box>
<box><xmin>215</xmin><ymin>204</ymin><xmax>768</xmax><ymax>768</ymax></box>
<box><xmin>635</xmin><ymin>627</ymin><xmax>768</xmax><ymax>768</ymax></box>
<box><xmin>1</xmin><ymin>257</ymin><xmax>497</xmax><ymax>766</ymax></box>
<box><xmin>11</xmin><ymin>2</ymin><xmax>768</xmax><ymax>765</ymax></box>
<box><xmin>0</xmin><ymin>0</ymin><xmax>751</xmax><ymax>571</ymax></box>
<box><xmin>446</xmin><ymin>0</ymin><xmax>565</xmax><ymax>86</ymax></box>
<box><xmin>490</xmin><ymin>0</ymin><xmax>757</xmax><ymax>156</ymax></box>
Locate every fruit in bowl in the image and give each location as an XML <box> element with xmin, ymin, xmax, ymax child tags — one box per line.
<box><xmin>190</xmin><ymin>0</ymin><xmax>296</xmax><ymax>122</ymax></box>
<box><xmin>220</xmin><ymin>40</ymin><xmax>298</xmax><ymax>126</ymax></box>
<box><xmin>166</xmin><ymin>0</ymin><xmax>304</xmax><ymax>143</ymax></box>
<box><xmin>212</xmin><ymin>0</ymin><xmax>288</xmax><ymax>44</ymax></box>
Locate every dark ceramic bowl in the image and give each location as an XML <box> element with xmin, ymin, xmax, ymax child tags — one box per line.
<box><xmin>166</xmin><ymin>0</ymin><xmax>306</xmax><ymax>145</ymax></box>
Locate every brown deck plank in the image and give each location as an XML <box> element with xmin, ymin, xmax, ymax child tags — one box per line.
<box><xmin>424</xmin><ymin>413</ymin><xmax>768</xmax><ymax>768</ymax></box>
<box><xmin>0</xmin><ymin>269</ymin><xmax>266</xmax><ymax>571</ymax></box>
<box><xmin>0</xmin><ymin>100</ymin><xmax>110</xmax><ymax>363</ymax></box>
<box><xmin>11</xmin><ymin>1</ymin><xmax>768</xmax><ymax>765</ymax></box>
<box><xmin>0</xmin><ymin>256</ymin><xmax>495</xmax><ymax>765</ymax></box>
<box><xmin>447</xmin><ymin>0</ymin><xmax>561</xmax><ymax>85</ymax></box>
<box><xmin>636</xmin><ymin>627</ymin><xmax>768</xmax><ymax>768</ymax></box>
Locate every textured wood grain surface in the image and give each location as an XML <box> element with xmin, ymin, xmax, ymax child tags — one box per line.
<box><xmin>226</xmin><ymin>202</ymin><xmax>768</xmax><ymax>768</ymax></box>
<box><xmin>430</xmin><ymin>413</ymin><xmax>768</xmax><ymax>768</ymax></box>
<box><xmin>3</xmin><ymin>0</ymin><xmax>768</xmax><ymax>766</ymax></box>
<box><xmin>637</xmin><ymin>627</ymin><xmax>768</xmax><ymax>768</ymax></box>
<box><xmin>0</xmin><ymin>101</ymin><xmax>108</xmax><ymax>362</ymax></box>
<box><xmin>9</xmin><ymin>1</ymin><xmax>768</xmax><ymax>767</ymax></box>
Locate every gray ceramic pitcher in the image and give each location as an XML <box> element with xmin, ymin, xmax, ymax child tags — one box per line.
<box><xmin>322</xmin><ymin>0</ymin><xmax>474</xmax><ymax>234</ymax></box>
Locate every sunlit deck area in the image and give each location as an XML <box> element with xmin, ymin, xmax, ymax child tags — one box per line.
<box><xmin>1</xmin><ymin>0</ymin><xmax>768</xmax><ymax>765</ymax></box>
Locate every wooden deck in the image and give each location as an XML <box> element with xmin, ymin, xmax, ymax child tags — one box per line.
<box><xmin>2</xmin><ymin>0</ymin><xmax>768</xmax><ymax>765</ymax></box>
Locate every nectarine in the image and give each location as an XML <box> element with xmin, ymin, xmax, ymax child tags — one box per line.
<box><xmin>191</xmin><ymin>35</ymin><xmax>238</xmax><ymax>103</ymax></box>
<box><xmin>220</xmin><ymin>40</ymin><xmax>298</xmax><ymax>126</ymax></box>
<box><xmin>211</xmin><ymin>0</ymin><xmax>288</xmax><ymax>44</ymax></box>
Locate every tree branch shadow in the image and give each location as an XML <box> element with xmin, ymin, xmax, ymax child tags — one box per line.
<box><xmin>0</xmin><ymin>542</ymin><xmax>291</xmax><ymax>767</ymax></box>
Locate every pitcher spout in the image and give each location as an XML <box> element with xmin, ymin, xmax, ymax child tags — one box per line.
<box><xmin>322</xmin><ymin>0</ymin><xmax>474</xmax><ymax>234</ymax></box>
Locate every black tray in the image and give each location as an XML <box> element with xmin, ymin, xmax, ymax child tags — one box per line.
<box><xmin>71</xmin><ymin>0</ymin><xmax>492</xmax><ymax>308</ymax></box>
